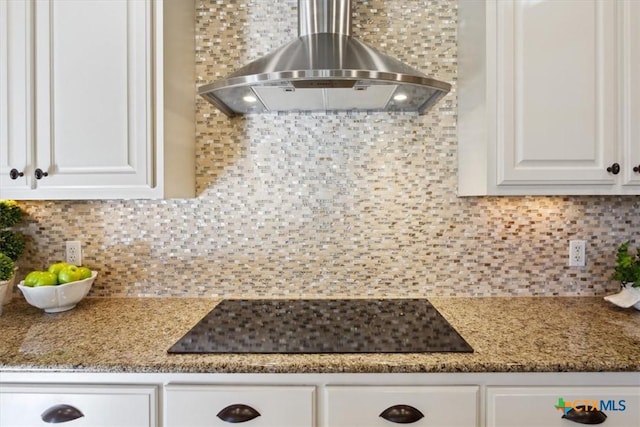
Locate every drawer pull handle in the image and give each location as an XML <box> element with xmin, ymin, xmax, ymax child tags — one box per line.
<box><xmin>562</xmin><ymin>405</ymin><xmax>607</xmax><ymax>424</ymax></box>
<box><xmin>217</xmin><ymin>404</ymin><xmax>261</xmax><ymax>423</ymax></box>
<box><xmin>379</xmin><ymin>404</ymin><xmax>424</xmax><ymax>424</ymax></box>
<box><xmin>41</xmin><ymin>404</ymin><xmax>84</xmax><ymax>423</ymax></box>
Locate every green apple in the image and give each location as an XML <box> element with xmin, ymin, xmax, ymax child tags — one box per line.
<box><xmin>77</xmin><ymin>266</ymin><xmax>92</xmax><ymax>280</ymax></box>
<box><xmin>32</xmin><ymin>271</ymin><xmax>58</xmax><ymax>287</ymax></box>
<box><xmin>47</xmin><ymin>262</ymin><xmax>69</xmax><ymax>276</ymax></box>
<box><xmin>24</xmin><ymin>271</ymin><xmax>44</xmax><ymax>287</ymax></box>
<box><xmin>58</xmin><ymin>265</ymin><xmax>83</xmax><ymax>284</ymax></box>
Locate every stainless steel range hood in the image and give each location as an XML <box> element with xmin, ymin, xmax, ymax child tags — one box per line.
<box><xmin>198</xmin><ymin>0</ymin><xmax>451</xmax><ymax>117</ymax></box>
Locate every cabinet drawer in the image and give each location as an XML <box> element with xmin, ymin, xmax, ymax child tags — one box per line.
<box><xmin>0</xmin><ymin>383</ymin><xmax>157</xmax><ymax>427</ymax></box>
<box><xmin>324</xmin><ymin>386</ymin><xmax>478</xmax><ymax>427</ymax></box>
<box><xmin>487</xmin><ymin>386</ymin><xmax>640</xmax><ymax>427</ymax></box>
<box><xmin>164</xmin><ymin>385</ymin><xmax>316</xmax><ymax>427</ymax></box>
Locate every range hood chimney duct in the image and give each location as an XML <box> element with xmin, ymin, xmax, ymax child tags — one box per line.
<box><xmin>298</xmin><ymin>0</ymin><xmax>352</xmax><ymax>36</ymax></box>
<box><xmin>198</xmin><ymin>0</ymin><xmax>451</xmax><ymax>117</ymax></box>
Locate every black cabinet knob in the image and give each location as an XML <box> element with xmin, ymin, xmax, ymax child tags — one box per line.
<box><xmin>9</xmin><ymin>168</ymin><xmax>24</xmax><ymax>180</ymax></box>
<box><xmin>216</xmin><ymin>404</ymin><xmax>261</xmax><ymax>423</ymax></box>
<box><xmin>41</xmin><ymin>404</ymin><xmax>84</xmax><ymax>423</ymax></box>
<box><xmin>606</xmin><ymin>163</ymin><xmax>620</xmax><ymax>175</ymax></box>
<box><xmin>633</xmin><ymin>165</ymin><xmax>640</xmax><ymax>173</ymax></box>
<box><xmin>379</xmin><ymin>404</ymin><xmax>425</xmax><ymax>424</ymax></box>
<box><xmin>34</xmin><ymin>168</ymin><xmax>49</xmax><ymax>179</ymax></box>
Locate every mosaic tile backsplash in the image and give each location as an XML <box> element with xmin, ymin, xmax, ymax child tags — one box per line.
<box><xmin>9</xmin><ymin>0</ymin><xmax>640</xmax><ymax>298</ymax></box>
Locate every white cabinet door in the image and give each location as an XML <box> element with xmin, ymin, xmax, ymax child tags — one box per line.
<box><xmin>32</xmin><ymin>0</ymin><xmax>152</xmax><ymax>195</ymax></box>
<box><xmin>0</xmin><ymin>383</ymin><xmax>158</xmax><ymax>427</ymax></box>
<box><xmin>496</xmin><ymin>0</ymin><xmax>617</xmax><ymax>187</ymax></box>
<box><xmin>324</xmin><ymin>386</ymin><xmax>479</xmax><ymax>427</ymax></box>
<box><xmin>0</xmin><ymin>0</ymin><xmax>194</xmax><ymax>200</ymax></box>
<box><xmin>0</xmin><ymin>0</ymin><xmax>31</xmax><ymax>194</ymax></box>
<box><xmin>486</xmin><ymin>386</ymin><xmax>640</xmax><ymax>427</ymax></box>
<box><xmin>457</xmin><ymin>0</ymin><xmax>636</xmax><ymax>195</ymax></box>
<box><xmin>164</xmin><ymin>385</ymin><xmax>316</xmax><ymax>427</ymax></box>
<box><xmin>620</xmin><ymin>0</ymin><xmax>640</xmax><ymax>188</ymax></box>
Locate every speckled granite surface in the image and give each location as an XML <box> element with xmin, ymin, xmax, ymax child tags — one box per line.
<box><xmin>0</xmin><ymin>297</ymin><xmax>638</xmax><ymax>373</ymax></box>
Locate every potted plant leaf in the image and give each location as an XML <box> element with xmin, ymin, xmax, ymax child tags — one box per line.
<box><xmin>604</xmin><ymin>241</ymin><xmax>640</xmax><ymax>310</ymax></box>
<box><xmin>0</xmin><ymin>200</ymin><xmax>25</xmax><ymax>303</ymax></box>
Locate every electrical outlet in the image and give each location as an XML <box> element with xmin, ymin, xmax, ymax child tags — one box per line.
<box><xmin>66</xmin><ymin>241</ymin><xmax>82</xmax><ymax>265</ymax></box>
<box><xmin>569</xmin><ymin>240</ymin><xmax>586</xmax><ymax>267</ymax></box>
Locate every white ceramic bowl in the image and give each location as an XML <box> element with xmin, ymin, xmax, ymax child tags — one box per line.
<box><xmin>17</xmin><ymin>271</ymin><xmax>97</xmax><ymax>313</ymax></box>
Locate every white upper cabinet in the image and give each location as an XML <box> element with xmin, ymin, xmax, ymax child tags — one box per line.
<box><xmin>620</xmin><ymin>0</ymin><xmax>640</xmax><ymax>187</ymax></box>
<box><xmin>0</xmin><ymin>0</ymin><xmax>194</xmax><ymax>200</ymax></box>
<box><xmin>458</xmin><ymin>0</ymin><xmax>640</xmax><ymax>195</ymax></box>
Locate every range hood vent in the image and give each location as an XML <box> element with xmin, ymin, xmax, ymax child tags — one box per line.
<box><xmin>198</xmin><ymin>0</ymin><xmax>451</xmax><ymax>117</ymax></box>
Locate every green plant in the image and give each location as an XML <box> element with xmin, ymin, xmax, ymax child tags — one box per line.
<box><xmin>0</xmin><ymin>200</ymin><xmax>23</xmax><ymax>228</ymax></box>
<box><xmin>0</xmin><ymin>252</ymin><xmax>15</xmax><ymax>281</ymax></box>
<box><xmin>0</xmin><ymin>230</ymin><xmax>25</xmax><ymax>261</ymax></box>
<box><xmin>613</xmin><ymin>241</ymin><xmax>640</xmax><ymax>287</ymax></box>
<box><xmin>0</xmin><ymin>200</ymin><xmax>25</xmax><ymax>262</ymax></box>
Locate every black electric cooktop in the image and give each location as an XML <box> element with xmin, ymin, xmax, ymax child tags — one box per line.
<box><xmin>168</xmin><ymin>299</ymin><xmax>473</xmax><ymax>354</ymax></box>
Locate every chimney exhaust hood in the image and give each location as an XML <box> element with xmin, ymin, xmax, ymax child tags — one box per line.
<box><xmin>198</xmin><ymin>0</ymin><xmax>451</xmax><ymax>117</ymax></box>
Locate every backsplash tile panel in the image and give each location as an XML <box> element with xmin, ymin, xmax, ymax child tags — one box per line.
<box><xmin>9</xmin><ymin>1</ymin><xmax>640</xmax><ymax>298</ymax></box>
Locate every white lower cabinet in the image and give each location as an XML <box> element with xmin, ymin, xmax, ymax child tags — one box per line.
<box><xmin>1</xmin><ymin>372</ymin><xmax>638</xmax><ymax>427</ymax></box>
<box><xmin>324</xmin><ymin>386</ymin><xmax>478</xmax><ymax>427</ymax></box>
<box><xmin>164</xmin><ymin>385</ymin><xmax>316</xmax><ymax>427</ymax></box>
<box><xmin>0</xmin><ymin>383</ymin><xmax>158</xmax><ymax>426</ymax></box>
<box><xmin>486</xmin><ymin>386</ymin><xmax>640</xmax><ymax>427</ymax></box>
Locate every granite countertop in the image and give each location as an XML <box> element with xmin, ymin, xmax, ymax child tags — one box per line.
<box><xmin>0</xmin><ymin>297</ymin><xmax>638</xmax><ymax>374</ymax></box>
